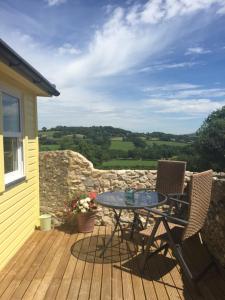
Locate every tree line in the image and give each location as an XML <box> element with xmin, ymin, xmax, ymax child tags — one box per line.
<box><xmin>39</xmin><ymin>106</ymin><xmax>225</xmax><ymax>171</ymax></box>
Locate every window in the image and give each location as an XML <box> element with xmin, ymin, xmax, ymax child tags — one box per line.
<box><xmin>2</xmin><ymin>93</ymin><xmax>24</xmax><ymax>185</ymax></box>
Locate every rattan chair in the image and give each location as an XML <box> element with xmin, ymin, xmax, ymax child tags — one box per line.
<box><xmin>140</xmin><ymin>170</ymin><xmax>213</xmax><ymax>287</ymax></box>
<box><xmin>130</xmin><ymin>160</ymin><xmax>186</xmax><ymax>234</ymax></box>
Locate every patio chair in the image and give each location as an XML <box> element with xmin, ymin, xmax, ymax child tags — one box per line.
<box><xmin>140</xmin><ymin>170</ymin><xmax>213</xmax><ymax>288</ymax></box>
<box><xmin>130</xmin><ymin>160</ymin><xmax>186</xmax><ymax>235</ymax></box>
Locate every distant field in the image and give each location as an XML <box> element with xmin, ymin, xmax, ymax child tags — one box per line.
<box><xmin>146</xmin><ymin>140</ymin><xmax>187</xmax><ymax>147</ymax></box>
<box><xmin>100</xmin><ymin>159</ymin><xmax>157</xmax><ymax>169</ymax></box>
<box><xmin>110</xmin><ymin>140</ymin><xmax>135</xmax><ymax>151</ymax></box>
<box><xmin>111</xmin><ymin>137</ymin><xmax>123</xmax><ymax>141</ymax></box>
<box><xmin>40</xmin><ymin>144</ymin><xmax>60</xmax><ymax>151</ymax></box>
<box><xmin>110</xmin><ymin>139</ymin><xmax>187</xmax><ymax>151</ymax></box>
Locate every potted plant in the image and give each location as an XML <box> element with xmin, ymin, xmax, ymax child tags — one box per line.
<box><xmin>65</xmin><ymin>192</ymin><xmax>97</xmax><ymax>233</ymax></box>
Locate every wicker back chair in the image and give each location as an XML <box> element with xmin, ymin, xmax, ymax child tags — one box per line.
<box><xmin>130</xmin><ymin>160</ymin><xmax>186</xmax><ymax>237</ymax></box>
<box><xmin>140</xmin><ymin>170</ymin><xmax>213</xmax><ymax>288</ymax></box>
<box><xmin>182</xmin><ymin>170</ymin><xmax>213</xmax><ymax>241</ymax></box>
<box><xmin>156</xmin><ymin>160</ymin><xmax>186</xmax><ymax>195</ymax></box>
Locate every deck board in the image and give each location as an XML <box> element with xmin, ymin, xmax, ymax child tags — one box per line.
<box><xmin>0</xmin><ymin>226</ymin><xmax>224</xmax><ymax>300</ymax></box>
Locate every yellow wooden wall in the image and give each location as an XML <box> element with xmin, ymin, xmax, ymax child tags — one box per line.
<box><xmin>0</xmin><ymin>75</ymin><xmax>40</xmax><ymax>271</ymax></box>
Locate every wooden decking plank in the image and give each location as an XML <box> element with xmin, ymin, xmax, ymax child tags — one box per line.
<box><xmin>0</xmin><ymin>225</ymin><xmax>224</xmax><ymax>300</ymax></box>
<box><xmin>166</xmin><ymin>248</ymin><xmax>196</xmax><ymax>300</ymax></box>
<box><xmin>0</xmin><ymin>230</ymin><xmax>49</xmax><ymax>299</ymax></box>
<box><xmin>32</xmin><ymin>232</ymin><xmax>70</xmax><ymax>300</ymax></box>
<box><xmin>127</xmin><ymin>241</ymin><xmax>146</xmax><ymax>300</ymax></box>
<box><xmin>101</xmin><ymin>226</ymin><xmax>112</xmax><ymax>300</ymax></box>
<box><xmin>112</xmin><ymin>227</ymin><xmax>123</xmax><ymax>300</ymax></box>
<box><xmin>78</xmin><ymin>226</ymin><xmax>100</xmax><ymax>300</ymax></box>
<box><xmin>55</xmin><ymin>232</ymin><xmax>85</xmax><ymax>300</ymax></box>
<box><xmin>66</xmin><ymin>230</ymin><xmax>94</xmax><ymax>300</ymax></box>
<box><xmin>89</xmin><ymin>226</ymin><xmax>105</xmax><ymax>300</ymax></box>
<box><xmin>11</xmin><ymin>229</ymin><xmax>59</xmax><ymax>299</ymax></box>
<box><xmin>0</xmin><ymin>230</ymin><xmax>40</xmax><ymax>282</ymax></box>
<box><xmin>0</xmin><ymin>230</ymin><xmax>42</xmax><ymax>297</ymax></box>
<box><xmin>153</xmin><ymin>226</ymin><xmax>181</xmax><ymax>300</ymax></box>
<box><xmin>22</xmin><ymin>230</ymin><xmax>65</xmax><ymax>299</ymax></box>
<box><xmin>44</xmin><ymin>231</ymin><xmax>78</xmax><ymax>300</ymax></box>
<box><xmin>120</xmin><ymin>232</ymin><xmax>135</xmax><ymax>300</ymax></box>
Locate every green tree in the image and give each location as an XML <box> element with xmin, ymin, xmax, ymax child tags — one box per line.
<box><xmin>195</xmin><ymin>106</ymin><xmax>225</xmax><ymax>171</ymax></box>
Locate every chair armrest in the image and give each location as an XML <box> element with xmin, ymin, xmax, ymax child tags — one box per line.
<box><xmin>168</xmin><ymin>192</ymin><xmax>187</xmax><ymax>198</ymax></box>
<box><xmin>169</xmin><ymin>197</ymin><xmax>189</xmax><ymax>205</ymax></box>
<box><xmin>144</xmin><ymin>207</ymin><xmax>188</xmax><ymax>226</ymax></box>
<box><xmin>165</xmin><ymin>215</ymin><xmax>188</xmax><ymax>226</ymax></box>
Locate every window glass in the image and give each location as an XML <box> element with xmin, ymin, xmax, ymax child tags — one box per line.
<box><xmin>3</xmin><ymin>137</ymin><xmax>18</xmax><ymax>174</ymax></box>
<box><xmin>2</xmin><ymin>93</ymin><xmax>20</xmax><ymax>133</ymax></box>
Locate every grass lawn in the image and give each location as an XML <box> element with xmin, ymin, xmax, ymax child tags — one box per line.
<box><xmin>146</xmin><ymin>140</ymin><xmax>187</xmax><ymax>147</ymax></box>
<box><xmin>40</xmin><ymin>144</ymin><xmax>60</xmax><ymax>151</ymax></box>
<box><xmin>110</xmin><ymin>140</ymin><xmax>134</xmax><ymax>151</ymax></box>
<box><xmin>100</xmin><ymin>159</ymin><xmax>157</xmax><ymax>169</ymax></box>
<box><xmin>111</xmin><ymin>137</ymin><xmax>123</xmax><ymax>141</ymax></box>
<box><xmin>110</xmin><ymin>139</ymin><xmax>187</xmax><ymax>151</ymax></box>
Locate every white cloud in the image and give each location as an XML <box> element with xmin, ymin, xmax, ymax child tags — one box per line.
<box><xmin>58</xmin><ymin>43</ymin><xmax>81</xmax><ymax>55</ymax></box>
<box><xmin>139</xmin><ymin>62</ymin><xmax>197</xmax><ymax>73</ymax></box>
<box><xmin>185</xmin><ymin>47</ymin><xmax>211</xmax><ymax>55</ymax></box>
<box><xmin>1</xmin><ymin>0</ymin><xmax>225</xmax><ymax>132</ymax></box>
<box><xmin>143</xmin><ymin>83</ymin><xmax>225</xmax><ymax>99</ymax></box>
<box><xmin>127</xmin><ymin>0</ymin><xmax>225</xmax><ymax>25</ymax></box>
<box><xmin>144</xmin><ymin>98</ymin><xmax>225</xmax><ymax>114</ymax></box>
<box><xmin>143</xmin><ymin>83</ymin><xmax>201</xmax><ymax>92</ymax></box>
<box><xmin>45</xmin><ymin>0</ymin><xmax>66</xmax><ymax>7</ymax></box>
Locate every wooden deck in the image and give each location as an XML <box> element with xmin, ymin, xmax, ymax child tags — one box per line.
<box><xmin>0</xmin><ymin>225</ymin><xmax>225</xmax><ymax>300</ymax></box>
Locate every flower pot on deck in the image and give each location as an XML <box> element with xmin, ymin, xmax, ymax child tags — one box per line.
<box><xmin>76</xmin><ymin>211</ymin><xmax>96</xmax><ymax>233</ymax></box>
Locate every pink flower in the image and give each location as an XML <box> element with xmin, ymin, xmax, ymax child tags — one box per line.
<box><xmin>89</xmin><ymin>192</ymin><xmax>97</xmax><ymax>199</ymax></box>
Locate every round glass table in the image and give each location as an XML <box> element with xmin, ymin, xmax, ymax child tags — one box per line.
<box><xmin>97</xmin><ymin>191</ymin><xmax>166</xmax><ymax>209</ymax></box>
<box><xmin>96</xmin><ymin>191</ymin><xmax>167</xmax><ymax>256</ymax></box>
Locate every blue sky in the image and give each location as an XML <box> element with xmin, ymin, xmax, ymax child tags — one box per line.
<box><xmin>1</xmin><ymin>0</ymin><xmax>225</xmax><ymax>133</ymax></box>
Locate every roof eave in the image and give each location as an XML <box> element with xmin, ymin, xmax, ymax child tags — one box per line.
<box><xmin>0</xmin><ymin>39</ymin><xmax>60</xmax><ymax>97</ymax></box>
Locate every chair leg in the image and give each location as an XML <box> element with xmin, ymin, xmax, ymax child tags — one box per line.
<box><xmin>163</xmin><ymin>244</ymin><xmax>169</xmax><ymax>256</ymax></box>
<box><xmin>141</xmin><ymin>217</ymin><xmax>162</xmax><ymax>272</ymax></box>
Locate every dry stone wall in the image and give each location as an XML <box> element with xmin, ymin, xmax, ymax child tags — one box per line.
<box><xmin>39</xmin><ymin>150</ymin><xmax>225</xmax><ymax>266</ymax></box>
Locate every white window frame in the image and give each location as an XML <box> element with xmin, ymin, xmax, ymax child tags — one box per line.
<box><xmin>2</xmin><ymin>93</ymin><xmax>24</xmax><ymax>185</ymax></box>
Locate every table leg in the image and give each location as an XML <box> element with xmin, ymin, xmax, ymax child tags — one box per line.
<box><xmin>99</xmin><ymin>209</ymin><xmax>123</xmax><ymax>257</ymax></box>
<box><xmin>130</xmin><ymin>211</ymin><xmax>144</xmax><ymax>240</ymax></box>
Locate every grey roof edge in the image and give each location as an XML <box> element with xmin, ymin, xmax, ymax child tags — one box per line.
<box><xmin>0</xmin><ymin>39</ymin><xmax>60</xmax><ymax>96</ymax></box>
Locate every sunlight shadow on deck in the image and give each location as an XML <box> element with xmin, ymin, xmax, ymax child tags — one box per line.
<box><xmin>71</xmin><ymin>234</ymin><xmax>136</xmax><ymax>264</ymax></box>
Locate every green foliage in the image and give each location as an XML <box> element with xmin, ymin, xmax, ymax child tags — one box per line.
<box><xmin>195</xmin><ymin>106</ymin><xmax>225</xmax><ymax>171</ymax></box>
<box><xmin>39</xmin><ymin>125</ymin><xmax>193</xmax><ymax>169</ymax></box>
<box><xmin>100</xmin><ymin>159</ymin><xmax>157</xmax><ymax>169</ymax></box>
<box><xmin>110</xmin><ymin>140</ymin><xmax>135</xmax><ymax>151</ymax></box>
<box><xmin>132</xmin><ymin>137</ymin><xmax>147</xmax><ymax>148</ymax></box>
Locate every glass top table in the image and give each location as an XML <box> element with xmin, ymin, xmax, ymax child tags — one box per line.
<box><xmin>96</xmin><ymin>191</ymin><xmax>167</xmax><ymax>257</ymax></box>
<box><xmin>96</xmin><ymin>191</ymin><xmax>167</xmax><ymax>209</ymax></box>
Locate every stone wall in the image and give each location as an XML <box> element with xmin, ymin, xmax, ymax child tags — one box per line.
<box><xmin>39</xmin><ymin>150</ymin><xmax>225</xmax><ymax>266</ymax></box>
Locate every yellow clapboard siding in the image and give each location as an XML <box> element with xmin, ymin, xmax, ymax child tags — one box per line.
<box><xmin>0</xmin><ymin>178</ymin><xmax>36</xmax><ymax>205</ymax></box>
<box><xmin>0</xmin><ymin>205</ymin><xmax>34</xmax><ymax>241</ymax></box>
<box><xmin>27</xmin><ymin>163</ymin><xmax>38</xmax><ymax>173</ymax></box>
<box><xmin>0</xmin><ymin>228</ymin><xmax>34</xmax><ymax>271</ymax></box>
<box><xmin>0</xmin><ymin>93</ymin><xmax>4</xmax><ymax>194</ymax></box>
<box><xmin>0</xmin><ymin>210</ymin><xmax>35</xmax><ymax>255</ymax></box>
<box><xmin>0</xmin><ymin>214</ymin><xmax>35</xmax><ymax>259</ymax></box>
<box><xmin>0</xmin><ymin>191</ymin><xmax>36</xmax><ymax>224</ymax></box>
<box><xmin>0</xmin><ymin>72</ymin><xmax>40</xmax><ymax>271</ymax></box>
<box><xmin>0</xmin><ymin>225</ymin><xmax>35</xmax><ymax>271</ymax></box>
<box><xmin>28</xmin><ymin>144</ymin><xmax>38</xmax><ymax>151</ymax></box>
<box><xmin>0</xmin><ymin>186</ymin><xmax>36</xmax><ymax>223</ymax></box>
<box><xmin>28</xmin><ymin>149</ymin><xmax>38</xmax><ymax>159</ymax></box>
<box><xmin>27</xmin><ymin>156</ymin><xmax>38</xmax><ymax>165</ymax></box>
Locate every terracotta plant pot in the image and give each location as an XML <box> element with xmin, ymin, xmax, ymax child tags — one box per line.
<box><xmin>76</xmin><ymin>211</ymin><xmax>96</xmax><ymax>233</ymax></box>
